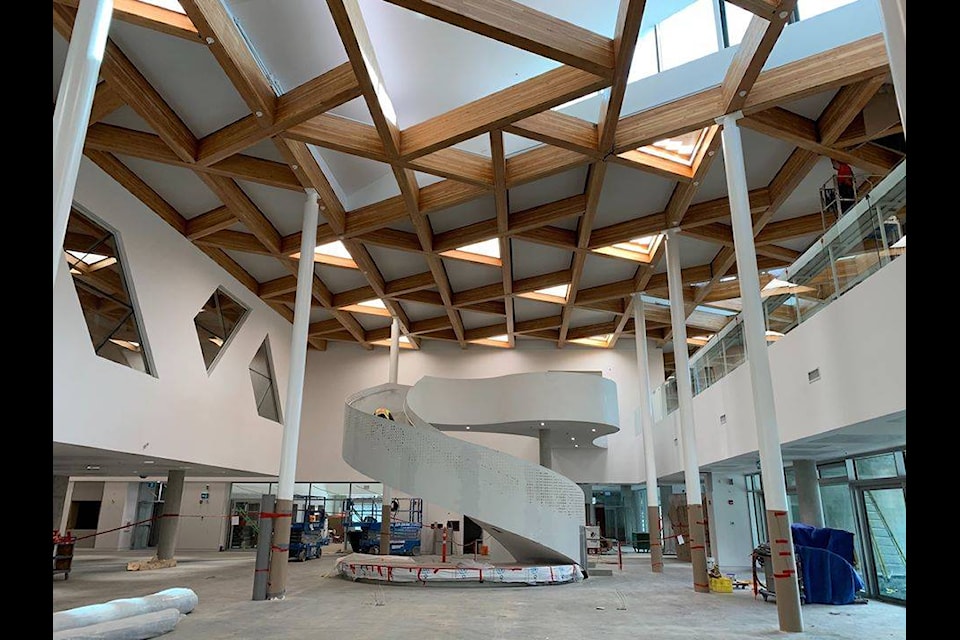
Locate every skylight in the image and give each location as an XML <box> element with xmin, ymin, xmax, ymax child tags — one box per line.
<box><xmin>592</xmin><ymin>234</ymin><xmax>663</xmax><ymax>263</ymax></box>
<box><xmin>342</xmin><ymin>299</ymin><xmax>392</xmax><ymax>317</ymax></box>
<box><xmin>440</xmin><ymin>238</ymin><xmax>502</xmax><ymax>267</ymax></box>
<box><xmin>687</xmin><ymin>334</ymin><xmax>714</xmax><ymax>346</ymax></box>
<box><xmin>298</xmin><ymin>240</ymin><xmax>358</xmax><ymax>269</ymax></box>
<box><xmin>373</xmin><ymin>335</ymin><xmax>415</xmax><ymax>349</ymax></box>
<box><xmin>141</xmin><ymin>1</ymin><xmax>186</xmax><ymax>13</ymax></box>
<box><xmin>639</xmin><ymin>129</ymin><xmax>708</xmax><ymax>167</ymax></box>
<box><xmin>570</xmin><ymin>334</ymin><xmax>615</xmax><ymax>348</ymax></box>
<box><xmin>517</xmin><ymin>284</ymin><xmax>570</xmax><ymax>305</ymax></box>
<box><xmin>469</xmin><ymin>334</ymin><xmax>512</xmax><ymax>348</ymax></box>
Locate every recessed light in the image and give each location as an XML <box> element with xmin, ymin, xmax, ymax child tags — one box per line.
<box><xmin>540</xmin><ymin>422</ymin><xmax>545</xmax><ymax>426</ymax></box>
<box><xmin>591</xmin><ymin>428</ymin><xmax>596</xmax><ymax>432</ymax></box>
<box><xmin>575</xmin><ymin>444</ymin><xmax>579</xmax><ymax>448</ymax></box>
<box><xmin>570</xmin><ymin>437</ymin><xmax>576</xmax><ymax>441</ymax></box>
<box><xmin>465</xmin><ymin>426</ymin><xmax>470</xmax><ymax>430</ymax></box>
<box><xmin>85</xmin><ymin>465</ymin><xmax>100</xmax><ymax>471</ymax></box>
<box><xmin>143</xmin><ymin>460</ymin><xmax>155</xmax><ymax>464</ymax></box>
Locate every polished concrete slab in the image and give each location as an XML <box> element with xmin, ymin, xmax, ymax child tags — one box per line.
<box><xmin>53</xmin><ymin>549</ymin><xmax>906</xmax><ymax>639</ymax></box>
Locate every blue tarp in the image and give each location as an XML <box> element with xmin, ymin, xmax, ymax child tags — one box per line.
<box><xmin>791</xmin><ymin>524</ymin><xmax>865</xmax><ymax>605</ymax></box>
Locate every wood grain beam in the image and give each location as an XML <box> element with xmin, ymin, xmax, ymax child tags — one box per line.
<box><xmin>492</xmin><ymin>130</ymin><xmax>515</xmax><ymax>345</ymax></box>
<box><xmin>196</xmin><ymin>174</ymin><xmax>282</xmax><ymax>254</ymax></box>
<box><xmin>55</xmin><ymin>0</ymin><xmax>201</xmax><ymax>42</ymax></box>
<box><xmin>505</xmin><ymin>111</ymin><xmax>599</xmax><ymax>157</ymax></box>
<box><xmin>89</xmin><ymin>81</ymin><xmax>125</xmax><ymax>125</ymax></box>
<box><xmin>198</xmin><ymin>246</ymin><xmax>259</xmax><ymax>294</ymax></box>
<box><xmin>597</xmin><ymin>0</ymin><xmax>647</xmax><ymax>152</ymax></box>
<box><xmin>184</xmin><ymin>206</ymin><xmax>235</xmax><ymax>240</ymax></box>
<box><xmin>400</xmin><ymin>67</ymin><xmax>609</xmax><ymax>160</ymax></box>
<box><xmin>383</xmin><ymin>0</ymin><xmax>615</xmax><ymax>78</ymax></box>
<box><xmin>283</xmin><ymin>113</ymin><xmax>387</xmax><ymax>162</ymax></box>
<box><xmin>725</xmin><ymin>0</ymin><xmax>781</xmax><ymax>19</ymax></box>
<box><xmin>505</xmin><ymin>145</ymin><xmax>592</xmax><ymax>188</ymax></box>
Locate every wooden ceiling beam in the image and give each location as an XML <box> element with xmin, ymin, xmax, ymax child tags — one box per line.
<box><xmin>400</xmin><ymin>66</ymin><xmax>609</xmax><ymax>160</ymax></box>
<box><xmin>505</xmin><ymin>111</ymin><xmax>600</xmax><ymax>157</ymax></box>
<box><xmin>184</xmin><ymin>206</ymin><xmax>235</xmax><ymax>240</ymax></box>
<box><xmin>196</xmin><ymin>63</ymin><xmax>361</xmax><ymax>165</ymax></box>
<box><xmin>283</xmin><ymin>113</ymin><xmax>387</xmax><ymax>162</ymax></box>
<box><xmin>198</xmin><ymin>246</ymin><xmax>259</xmax><ymax>294</ymax></box>
<box><xmin>725</xmin><ymin>0</ymin><xmax>781</xmax><ymax>19</ymax></box>
<box><xmin>505</xmin><ymin>145</ymin><xmax>592</xmax><ymax>188</ymax></box>
<box><xmin>406</xmin><ymin>148</ymin><xmax>494</xmax><ymax>188</ymax></box>
<box><xmin>720</xmin><ymin>1</ymin><xmax>797</xmax><ymax>113</ymax></box>
<box><xmin>83</xmin><ymin>150</ymin><xmax>188</xmax><ymax>235</ymax></box>
<box><xmin>597</xmin><ymin>0</ymin><xmax>647</xmax><ymax>153</ymax></box>
<box><xmin>383</xmin><ymin>0</ymin><xmax>615</xmax><ymax>78</ymax></box>
<box><xmin>196</xmin><ymin>173</ymin><xmax>282</xmax><ymax>254</ymax></box>
<box><xmin>817</xmin><ymin>76</ymin><xmax>888</xmax><ymax>144</ymax></box>
<box><xmin>54</xmin><ymin>0</ymin><xmax>202</xmax><ymax>42</ymax></box>
<box><xmin>491</xmin><ymin>130</ymin><xmax>516</xmax><ymax>346</ymax></box>
<box><xmin>89</xmin><ymin>81</ymin><xmax>125</xmax><ymax>125</ymax></box>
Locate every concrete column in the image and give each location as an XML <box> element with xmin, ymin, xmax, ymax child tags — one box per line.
<box><xmin>53</xmin><ymin>0</ymin><xmax>113</xmax><ymax>285</ymax></box>
<box><xmin>876</xmin><ymin>0</ymin><xmax>906</xmax><ymax>137</ymax></box>
<box><xmin>579</xmin><ymin>484</ymin><xmax>595</xmax><ymax>525</ymax></box>
<box><xmin>156</xmin><ymin>470</ymin><xmax>185</xmax><ymax>561</ymax></box>
<box><xmin>267</xmin><ymin>189</ymin><xmax>319</xmax><ymax>599</ymax></box>
<box><xmin>718</xmin><ymin>113</ymin><xmax>803</xmax><ymax>632</ymax></box>
<box><xmin>663</xmin><ymin>231</ymin><xmax>709</xmax><ymax>592</ymax></box>
<box><xmin>538</xmin><ymin>429</ymin><xmax>553</xmax><ymax>469</ymax></box>
<box><xmin>632</xmin><ymin>293</ymin><xmax>663</xmax><ymax>572</ymax></box>
<box><xmin>794</xmin><ymin>460</ymin><xmax>825</xmax><ymax>528</ymax></box>
<box><xmin>53</xmin><ymin>475</ymin><xmax>70</xmax><ymax>531</ymax></box>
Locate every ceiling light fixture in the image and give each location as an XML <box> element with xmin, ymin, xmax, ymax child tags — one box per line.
<box><xmin>570</xmin><ymin>334</ymin><xmax>615</xmax><ymax>348</ymax></box>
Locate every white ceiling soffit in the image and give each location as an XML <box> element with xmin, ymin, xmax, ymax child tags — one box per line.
<box><xmin>226</xmin><ymin>0</ymin><xmax>348</xmax><ymax>92</ymax></box>
<box><xmin>669</xmin><ymin>234</ymin><xmax>722</xmax><ymax>271</ymax></box>
<box><xmin>345</xmin><ymin>169</ymin><xmax>402</xmax><ymax>211</ymax></box>
<box><xmin>364</xmin><ymin>245</ymin><xmax>430</xmax><ymax>282</ymax></box>
<box><xmin>414</xmin><ymin>171</ymin><xmax>446</xmax><ymax>188</ymax></box>
<box><xmin>312</xmin><ymin>146</ymin><xmax>394</xmax><ymax>204</ymax></box>
<box><xmin>113</xmin><ymin>155</ymin><xmax>221</xmax><ymax>218</ymax></box>
<box><xmin>451</xmin><ymin>133</ymin><xmax>493</xmax><ymax>157</ymax></box>
<box><xmin>357</xmin><ymin>0</ymin><xmax>562</xmax><ymax>129</ymax></box>
<box><xmin>512</xmin><ymin>296</ymin><xmax>563</xmax><ymax>322</ymax></box>
<box><xmin>237</xmin><ymin>180</ymin><xmax>310</xmax><ymax>237</ymax></box>
<box><xmin>223</xmin><ymin>250</ymin><xmax>291</xmax><ymax>282</ymax></box>
<box><xmin>328</xmin><ymin>95</ymin><xmax>376</xmax><ymax>127</ymax></box>
<box><xmin>594</xmin><ymin>164</ymin><xmax>674</xmax><ymax>228</ymax></box>
<box><xmin>316</xmin><ymin>263</ymin><xmax>371</xmax><ymax>294</ymax></box>
<box><xmin>108</xmin><ymin>21</ymin><xmax>250</xmax><ymax>138</ymax></box>
<box><xmin>578</xmin><ymin>253</ymin><xmax>640</xmax><ymax>290</ymax></box>
<box><xmin>441</xmin><ymin>258</ymin><xmax>502</xmax><ymax>291</ymax></box>
<box><xmin>780</xmin><ymin>88</ymin><xmax>841</xmax><ymax>120</ymax></box>
<box><xmin>503</xmin><ymin>132</ymin><xmax>546</xmax><ymax>158</ymax></box>
<box><xmin>100</xmin><ymin>104</ymin><xmax>157</xmax><ymax>134</ymax></box>
<box><xmin>776</xmin><ymin>232</ymin><xmax>820</xmax><ymax>253</ymax></box>
<box><xmin>740</xmin><ymin>126</ymin><xmax>796</xmax><ymax>191</ymax></box>
<box><xmin>459</xmin><ymin>309</ymin><xmax>499</xmax><ymax>331</ymax></box>
<box><xmin>568</xmin><ymin>306</ymin><xmax>618</xmax><ymax>329</ymax></box>
<box><xmin>509</xmin><ymin>166</ymin><xmax>589</xmax><ymax>213</ymax></box>
<box><xmin>690</xmin><ymin>154</ymin><xmax>728</xmax><ymax>205</ymax></box>
<box><xmin>399</xmin><ymin>300</ymin><xmax>446</xmax><ymax>323</ymax></box>
<box><xmin>771</xmin><ymin>156</ymin><xmax>837</xmax><ymax>221</ymax></box>
<box><xmin>428</xmin><ymin>195</ymin><xmax>497</xmax><ymax>235</ymax></box>
<box><xmin>355</xmin><ymin>313</ymin><xmax>392</xmax><ymax>331</ymax></box>
<box><xmin>510</xmin><ymin>240</ymin><xmax>573</xmax><ymax>280</ymax></box>
<box><xmin>241</xmin><ymin>138</ymin><xmax>290</xmax><ymax>164</ymax></box>
<box><xmin>309</xmin><ymin>307</ymin><xmax>334</xmax><ymax>324</ymax></box>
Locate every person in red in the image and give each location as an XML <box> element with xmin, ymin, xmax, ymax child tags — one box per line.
<box><xmin>831</xmin><ymin>159</ymin><xmax>855</xmax><ymax>214</ymax></box>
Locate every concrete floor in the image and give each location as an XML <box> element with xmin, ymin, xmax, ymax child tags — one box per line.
<box><xmin>53</xmin><ymin>549</ymin><xmax>906</xmax><ymax>639</ymax></box>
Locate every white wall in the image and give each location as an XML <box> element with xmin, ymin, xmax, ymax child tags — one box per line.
<box><xmin>177</xmin><ymin>482</ymin><xmax>232</xmax><ymax>550</ymax></box>
<box><xmin>298</xmin><ymin>338</ymin><xmax>665</xmax><ymax>484</ymax></box>
<box><xmin>95</xmin><ymin>482</ymin><xmax>131</xmax><ymax>550</ymax></box>
<box><xmin>653</xmin><ymin>255</ymin><xmax>907</xmax><ymax>478</ymax></box>
<box><xmin>54</xmin><ymin>159</ymin><xmax>294</xmax><ymax>476</ymax></box>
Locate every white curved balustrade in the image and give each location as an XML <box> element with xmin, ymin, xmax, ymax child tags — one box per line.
<box><xmin>342</xmin><ymin>373</ymin><xmax>620</xmax><ymax>565</ymax></box>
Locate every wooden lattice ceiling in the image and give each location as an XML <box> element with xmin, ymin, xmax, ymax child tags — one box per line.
<box><xmin>53</xmin><ymin>0</ymin><xmax>904</xmax><ymax>354</ymax></box>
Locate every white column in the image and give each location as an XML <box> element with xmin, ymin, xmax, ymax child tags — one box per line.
<box><xmin>632</xmin><ymin>293</ymin><xmax>663</xmax><ymax>572</ymax></box>
<box><xmin>717</xmin><ymin>113</ymin><xmax>803</xmax><ymax>632</ymax></box>
<box><xmin>388</xmin><ymin>316</ymin><xmax>400</xmax><ymax>384</ymax></box>
<box><xmin>538</xmin><ymin>429</ymin><xmax>552</xmax><ymax>469</ymax></box>
<box><xmin>794</xmin><ymin>460</ymin><xmax>825</xmax><ymax>528</ymax></box>
<box><xmin>266</xmin><ymin>188</ymin><xmax>319</xmax><ymax>599</ymax></box>
<box><xmin>876</xmin><ymin>0</ymin><xmax>906</xmax><ymax>137</ymax></box>
<box><xmin>53</xmin><ymin>0</ymin><xmax>113</xmax><ymax>286</ymax></box>
<box><xmin>663</xmin><ymin>230</ymin><xmax>709</xmax><ymax>592</ymax></box>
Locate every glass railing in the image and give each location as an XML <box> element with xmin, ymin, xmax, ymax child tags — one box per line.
<box><xmin>651</xmin><ymin>160</ymin><xmax>906</xmax><ymax>422</ymax></box>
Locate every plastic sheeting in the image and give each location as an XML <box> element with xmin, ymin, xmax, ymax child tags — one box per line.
<box><xmin>52</xmin><ymin>608</ymin><xmax>181</xmax><ymax>640</ymax></box>
<box><xmin>335</xmin><ymin>555</ymin><xmax>584</xmax><ymax>585</ymax></box>
<box><xmin>53</xmin><ymin>588</ymin><xmax>198</xmax><ymax>632</ymax></box>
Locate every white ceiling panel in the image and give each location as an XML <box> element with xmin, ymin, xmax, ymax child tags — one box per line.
<box><xmin>509</xmin><ymin>167</ymin><xmax>589</xmax><ymax>212</ymax></box>
<box><xmin>237</xmin><ymin>180</ymin><xmax>309</xmax><ymax>237</ymax></box>
<box><xmin>510</xmin><ymin>240</ymin><xmax>573</xmax><ymax>280</ymax></box>
<box><xmin>114</xmin><ymin>155</ymin><xmax>221</xmax><ymax>219</ymax></box>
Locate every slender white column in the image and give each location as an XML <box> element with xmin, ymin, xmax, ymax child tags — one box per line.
<box><xmin>53</xmin><ymin>0</ymin><xmax>113</xmax><ymax>286</ymax></box>
<box><xmin>632</xmin><ymin>293</ymin><xmax>663</xmax><ymax>572</ymax></box>
<box><xmin>266</xmin><ymin>189</ymin><xmax>319</xmax><ymax>599</ymax></box>
<box><xmin>388</xmin><ymin>317</ymin><xmax>400</xmax><ymax>384</ymax></box>
<box><xmin>794</xmin><ymin>460</ymin><xmax>825</xmax><ymax>528</ymax></box>
<box><xmin>876</xmin><ymin>0</ymin><xmax>906</xmax><ymax>137</ymax></box>
<box><xmin>718</xmin><ymin>113</ymin><xmax>802</xmax><ymax>632</ymax></box>
<box><xmin>663</xmin><ymin>231</ymin><xmax>709</xmax><ymax>592</ymax></box>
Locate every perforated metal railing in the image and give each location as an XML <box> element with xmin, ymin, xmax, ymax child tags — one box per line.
<box><xmin>343</xmin><ymin>383</ymin><xmax>586</xmax><ymax>564</ymax></box>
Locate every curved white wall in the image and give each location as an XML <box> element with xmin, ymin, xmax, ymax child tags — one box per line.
<box><xmin>54</xmin><ymin>159</ymin><xmax>293</xmax><ymax>475</ymax></box>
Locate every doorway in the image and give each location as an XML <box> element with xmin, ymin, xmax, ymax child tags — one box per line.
<box><xmin>463</xmin><ymin>516</ymin><xmax>483</xmax><ymax>556</ymax></box>
<box><xmin>856</xmin><ymin>485</ymin><xmax>906</xmax><ymax>602</ymax></box>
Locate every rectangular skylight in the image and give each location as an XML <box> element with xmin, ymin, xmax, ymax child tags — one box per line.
<box><xmin>342</xmin><ymin>299</ymin><xmax>392</xmax><ymax>317</ymax></box>
<box><xmin>570</xmin><ymin>334</ymin><xmax>614</xmax><ymax>348</ymax></box>
<box><xmin>637</xmin><ymin>128</ymin><xmax>709</xmax><ymax>167</ymax></box>
<box><xmin>469</xmin><ymin>333</ymin><xmax>512</xmax><ymax>348</ymax></box>
<box><xmin>440</xmin><ymin>238</ymin><xmax>502</xmax><ymax>267</ymax></box>
<box><xmin>294</xmin><ymin>240</ymin><xmax>358</xmax><ymax>269</ymax></box>
<box><xmin>372</xmin><ymin>335</ymin><xmax>415</xmax><ymax>349</ymax></box>
<box><xmin>592</xmin><ymin>234</ymin><xmax>663</xmax><ymax>263</ymax></box>
<box><xmin>517</xmin><ymin>284</ymin><xmax>570</xmax><ymax>305</ymax></box>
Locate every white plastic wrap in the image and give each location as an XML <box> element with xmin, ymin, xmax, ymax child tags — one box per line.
<box><xmin>52</xmin><ymin>608</ymin><xmax>181</xmax><ymax>640</ymax></box>
<box><xmin>53</xmin><ymin>588</ymin><xmax>197</xmax><ymax>633</ymax></box>
<box><xmin>335</xmin><ymin>555</ymin><xmax>584</xmax><ymax>585</ymax></box>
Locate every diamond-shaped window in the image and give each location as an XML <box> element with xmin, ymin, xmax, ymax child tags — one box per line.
<box><xmin>194</xmin><ymin>288</ymin><xmax>249</xmax><ymax>371</ymax></box>
<box><xmin>249</xmin><ymin>338</ymin><xmax>282</xmax><ymax>423</ymax></box>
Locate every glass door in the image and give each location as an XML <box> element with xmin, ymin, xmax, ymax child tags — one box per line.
<box><xmin>858</xmin><ymin>486</ymin><xmax>906</xmax><ymax>602</ymax></box>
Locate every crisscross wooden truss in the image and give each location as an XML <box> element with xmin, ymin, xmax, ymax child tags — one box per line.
<box><xmin>54</xmin><ymin>0</ymin><xmax>903</xmax><ymax>355</ymax></box>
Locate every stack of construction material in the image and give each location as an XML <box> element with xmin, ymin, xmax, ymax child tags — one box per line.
<box><xmin>52</xmin><ymin>588</ymin><xmax>198</xmax><ymax>640</ymax></box>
